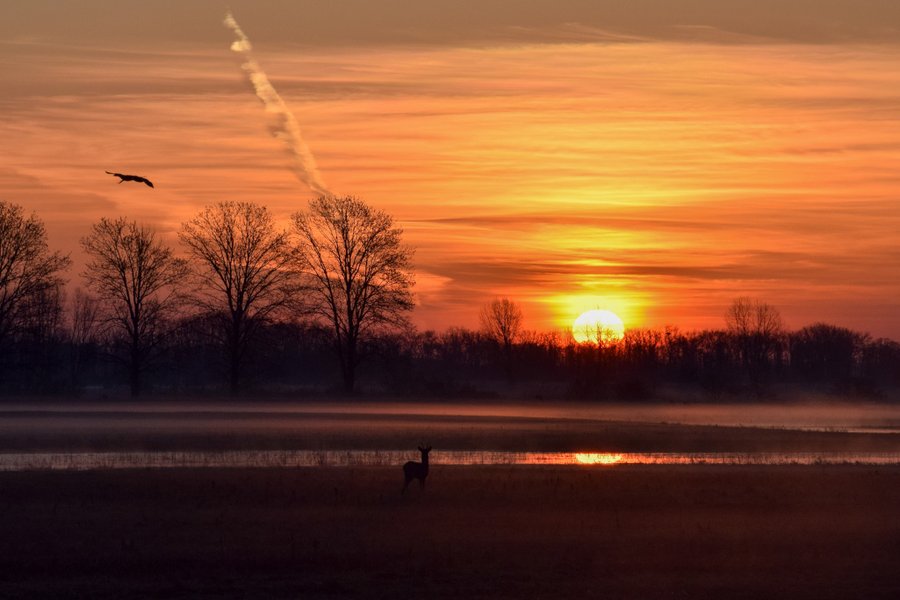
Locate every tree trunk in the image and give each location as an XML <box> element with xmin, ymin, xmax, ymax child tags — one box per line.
<box><xmin>129</xmin><ymin>340</ymin><xmax>141</xmax><ymax>397</ymax></box>
<box><xmin>229</xmin><ymin>316</ymin><xmax>241</xmax><ymax>395</ymax></box>
<box><xmin>229</xmin><ymin>358</ymin><xmax>240</xmax><ymax>395</ymax></box>
<box><xmin>342</xmin><ymin>337</ymin><xmax>357</xmax><ymax>394</ymax></box>
<box><xmin>342</xmin><ymin>365</ymin><xmax>355</xmax><ymax>394</ymax></box>
<box><xmin>504</xmin><ymin>340</ymin><xmax>514</xmax><ymax>383</ymax></box>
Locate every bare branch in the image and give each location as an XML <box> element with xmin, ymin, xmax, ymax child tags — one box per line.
<box><xmin>179</xmin><ymin>201</ymin><xmax>299</xmax><ymax>392</ymax></box>
<box><xmin>0</xmin><ymin>202</ymin><xmax>70</xmax><ymax>347</ymax></box>
<box><xmin>81</xmin><ymin>217</ymin><xmax>187</xmax><ymax>395</ymax></box>
<box><xmin>480</xmin><ymin>298</ymin><xmax>523</xmax><ymax>350</ymax></box>
<box><xmin>291</xmin><ymin>195</ymin><xmax>415</xmax><ymax>392</ymax></box>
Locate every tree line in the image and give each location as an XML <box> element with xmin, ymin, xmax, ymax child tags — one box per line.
<box><xmin>0</xmin><ymin>196</ymin><xmax>413</xmax><ymax>396</ymax></box>
<box><xmin>1</xmin><ymin>199</ymin><xmax>898</xmax><ymax>400</ymax></box>
<box><xmin>465</xmin><ymin>297</ymin><xmax>899</xmax><ymax>399</ymax></box>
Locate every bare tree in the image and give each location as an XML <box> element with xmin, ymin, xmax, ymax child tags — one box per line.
<box><xmin>68</xmin><ymin>287</ymin><xmax>100</xmax><ymax>388</ymax></box>
<box><xmin>70</xmin><ymin>288</ymin><xmax>100</xmax><ymax>348</ymax></box>
<box><xmin>480</xmin><ymin>298</ymin><xmax>523</xmax><ymax>379</ymax></box>
<box><xmin>0</xmin><ymin>202</ymin><xmax>70</xmax><ymax>352</ymax></box>
<box><xmin>14</xmin><ymin>281</ymin><xmax>68</xmax><ymax>391</ymax></box>
<box><xmin>18</xmin><ymin>282</ymin><xmax>65</xmax><ymax>345</ymax></box>
<box><xmin>180</xmin><ymin>201</ymin><xmax>299</xmax><ymax>393</ymax></box>
<box><xmin>292</xmin><ymin>195</ymin><xmax>414</xmax><ymax>393</ymax></box>
<box><xmin>82</xmin><ymin>217</ymin><xmax>188</xmax><ymax>396</ymax></box>
<box><xmin>725</xmin><ymin>297</ymin><xmax>784</xmax><ymax>338</ymax></box>
<box><xmin>725</xmin><ymin>296</ymin><xmax>785</xmax><ymax>385</ymax></box>
<box><xmin>480</xmin><ymin>298</ymin><xmax>523</xmax><ymax>350</ymax></box>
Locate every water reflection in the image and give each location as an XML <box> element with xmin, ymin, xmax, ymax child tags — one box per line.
<box><xmin>574</xmin><ymin>453</ymin><xmax>625</xmax><ymax>465</ymax></box>
<box><xmin>2</xmin><ymin>449</ymin><xmax>900</xmax><ymax>471</ymax></box>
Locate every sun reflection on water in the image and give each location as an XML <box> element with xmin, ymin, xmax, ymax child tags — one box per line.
<box><xmin>574</xmin><ymin>453</ymin><xmax>625</xmax><ymax>465</ymax></box>
<box><xmin>2</xmin><ymin>450</ymin><xmax>900</xmax><ymax>471</ymax></box>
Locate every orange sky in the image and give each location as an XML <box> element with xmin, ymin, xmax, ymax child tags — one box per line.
<box><xmin>2</xmin><ymin>1</ymin><xmax>899</xmax><ymax>337</ymax></box>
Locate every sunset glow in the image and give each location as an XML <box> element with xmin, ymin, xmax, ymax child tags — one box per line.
<box><xmin>573</xmin><ymin>310</ymin><xmax>626</xmax><ymax>344</ymax></box>
<box><xmin>2</xmin><ymin>2</ymin><xmax>899</xmax><ymax>337</ymax></box>
<box><xmin>4</xmin><ymin>4</ymin><xmax>900</xmax><ymax>595</ymax></box>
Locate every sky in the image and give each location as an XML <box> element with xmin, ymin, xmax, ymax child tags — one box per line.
<box><xmin>1</xmin><ymin>0</ymin><xmax>899</xmax><ymax>337</ymax></box>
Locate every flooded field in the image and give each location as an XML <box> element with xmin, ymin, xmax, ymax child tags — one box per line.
<box><xmin>3</xmin><ymin>400</ymin><xmax>900</xmax><ymax>598</ymax></box>
<box><xmin>2</xmin><ymin>400</ymin><xmax>900</xmax><ymax>456</ymax></box>
<box><xmin>3</xmin><ymin>449</ymin><xmax>900</xmax><ymax>471</ymax></box>
<box><xmin>3</xmin><ymin>399</ymin><xmax>900</xmax><ymax>432</ymax></box>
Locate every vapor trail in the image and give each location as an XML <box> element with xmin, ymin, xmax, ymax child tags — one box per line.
<box><xmin>223</xmin><ymin>11</ymin><xmax>329</xmax><ymax>196</ymax></box>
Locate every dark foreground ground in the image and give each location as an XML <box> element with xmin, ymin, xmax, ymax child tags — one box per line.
<box><xmin>2</xmin><ymin>465</ymin><xmax>899</xmax><ymax>599</ymax></box>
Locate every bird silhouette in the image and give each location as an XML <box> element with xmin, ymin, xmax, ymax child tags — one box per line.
<box><xmin>106</xmin><ymin>171</ymin><xmax>154</xmax><ymax>188</ymax></box>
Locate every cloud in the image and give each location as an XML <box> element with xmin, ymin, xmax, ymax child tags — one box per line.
<box><xmin>0</xmin><ymin>169</ymin><xmax>116</xmax><ymax>214</ymax></box>
<box><xmin>223</xmin><ymin>11</ymin><xmax>329</xmax><ymax>196</ymax></box>
<box><xmin>3</xmin><ymin>5</ymin><xmax>900</xmax><ymax>337</ymax></box>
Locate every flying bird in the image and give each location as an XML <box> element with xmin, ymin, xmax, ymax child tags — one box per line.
<box><xmin>106</xmin><ymin>171</ymin><xmax>154</xmax><ymax>188</ymax></box>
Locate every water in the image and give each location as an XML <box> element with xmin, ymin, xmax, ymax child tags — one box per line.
<box><xmin>2</xmin><ymin>449</ymin><xmax>900</xmax><ymax>471</ymax></box>
<box><xmin>4</xmin><ymin>401</ymin><xmax>900</xmax><ymax>433</ymax></box>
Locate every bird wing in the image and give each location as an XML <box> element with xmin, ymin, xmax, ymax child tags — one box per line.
<box><xmin>106</xmin><ymin>171</ymin><xmax>153</xmax><ymax>187</ymax></box>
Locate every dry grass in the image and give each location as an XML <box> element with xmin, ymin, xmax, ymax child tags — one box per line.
<box><xmin>1</xmin><ymin>465</ymin><xmax>899</xmax><ymax>598</ymax></box>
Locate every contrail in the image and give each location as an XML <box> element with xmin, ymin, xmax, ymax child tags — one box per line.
<box><xmin>223</xmin><ymin>11</ymin><xmax>329</xmax><ymax>196</ymax></box>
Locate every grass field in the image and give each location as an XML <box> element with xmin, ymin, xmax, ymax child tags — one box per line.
<box><xmin>2</xmin><ymin>466</ymin><xmax>899</xmax><ymax>599</ymax></box>
<box><xmin>1</xmin><ymin>401</ymin><xmax>899</xmax><ymax>598</ymax></box>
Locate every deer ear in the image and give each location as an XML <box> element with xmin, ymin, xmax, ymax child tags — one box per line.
<box><xmin>418</xmin><ymin>446</ymin><xmax>424</xmax><ymax>452</ymax></box>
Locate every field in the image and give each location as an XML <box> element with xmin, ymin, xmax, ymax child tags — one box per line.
<box><xmin>1</xmin><ymin>401</ymin><xmax>899</xmax><ymax>598</ymax></box>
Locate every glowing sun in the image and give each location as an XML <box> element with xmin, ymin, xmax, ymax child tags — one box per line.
<box><xmin>573</xmin><ymin>309</ymin><xmax>625</xmax><ymax>344</ymax></box>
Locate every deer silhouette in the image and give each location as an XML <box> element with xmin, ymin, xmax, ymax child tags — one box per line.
<box><xmin>402</xmin><ymin>445</ymin><xmax>432</xmax><ymax>493</ymax></box>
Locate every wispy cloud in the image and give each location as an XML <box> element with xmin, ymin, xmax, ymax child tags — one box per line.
<box><xmin>3</xmin><ymin>5</ymin><xmax>900</xmax><ymax>336</ymax></box>
<box><xmin>223</xmin><ymin>11</ymin><xmax>329</xmax><ymax>196</ymax></box>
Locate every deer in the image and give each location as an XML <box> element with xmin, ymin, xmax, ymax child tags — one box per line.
<box><xmin>402</xmin><ymin>445</ymin><xmax>432</xmax><ymax>493</ymax></box>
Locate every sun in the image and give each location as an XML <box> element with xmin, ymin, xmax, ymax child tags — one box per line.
<box><xmin>572</xmin><ymin>309</ymin><xmax>625</xmax><ymax>344</ymax></box>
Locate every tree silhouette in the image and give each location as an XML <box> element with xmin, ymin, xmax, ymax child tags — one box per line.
<box><xmin>68</xmin><ymin>288</ymin><xmax>100</xmax><ymax>389</ymax></box>
<box><xmin>479</xmin><ymin>298</ymin><xmax>523</xmax><ymax>380</ymax></box>
<box><xmin>14</xmin><ymin>282</ymin><xmax>67</xmax><ymax>391</ymax></box>
<box><xmin>725</xmin><ymin>297</ymin><xmax>785</xmax><ymax>386</ymax></box>
<box><xmin>0</xmin><ymin>202</ymin><xmax>70</xmax><ymax>359</ymax></box>
<box><xmin>790</xmin><ymin>323</ymin><xmax>866</xmax><ymax>384</ymax></box>
<box><xmin>82</xmin><ymin>217</ymin><xmax>188</xmax><ymax>396</ymax></box>
<box><xmin>180</xmin><ymin>202</ymin><xmax>299</xmax><ymax>393</ymax></box>
<box><xmin>292</xmin><ymin>195</ymin><xmax>414</xmax><ymax>393</ymax></box>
